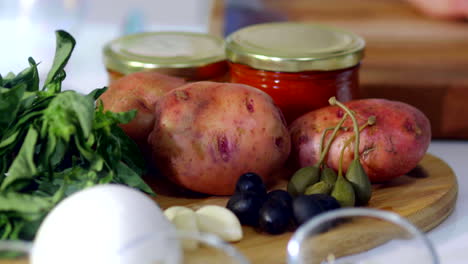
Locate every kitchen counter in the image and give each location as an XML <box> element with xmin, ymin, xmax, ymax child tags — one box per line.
<box><xmin>426</xmin><ymin>141</ymin><xmax>468</xmax><ymax>262</ymax></box>
<box><xmin>1</xmin><ymin>0</ymin><xmax>467</xmax><ymax>263</ymax></box>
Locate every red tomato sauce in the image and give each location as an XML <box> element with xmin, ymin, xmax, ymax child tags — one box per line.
<box><xmin>229</xmin><ymin>62</ymin><xmax>360</xmax><ymax>124</ymax></box>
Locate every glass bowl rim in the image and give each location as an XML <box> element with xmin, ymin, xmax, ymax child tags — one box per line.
<box><xmin>286</xmin><ymin>208</ymin><xmax>440</xmax><ymax>264</ymax></box>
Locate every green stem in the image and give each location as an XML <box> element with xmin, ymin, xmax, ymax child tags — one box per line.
<box><xmin>329</xmin><ymin>97</ymin><xmax>360</xmax><ymax>161</ymax></box>
<box><xmin>316</xmin><ymin>113</ymin><xmax>348</xmax><ymax>166</ymax></box>
<box><xmin>318</xmin><ymin>127</ymin><xmax>343</xmax><ymax>158</ymax></box>
<box><xmin>338</xmin><ymin>136</ymin><xmax>348</xmax><ymax>177</ymax></box>
<box><xmin>318</xmin><ymin>128</ymin><xmax>331</xmax><ymax>157</ymax></box>
<box><xmin>341</xmin><ymin>116</ymin><xmax>377</xmax><ymax>152</ymax></box>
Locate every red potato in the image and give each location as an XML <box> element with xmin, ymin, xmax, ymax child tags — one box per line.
<box><xmin>289</xmin><ymin>99</ymin><xmax>431</xmax><ymax>182</ymax></box>
<box><xmin>99</xmin><ymin>71</ymin><xmax>186</xmax><ymax>145</ymax></box>
<box><xmin>148</xmin><ymin>81</ymin><xmax>291</xmax><ymax>195</ymax></box>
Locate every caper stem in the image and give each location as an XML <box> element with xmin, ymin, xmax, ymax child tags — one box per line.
<box><xmin>359</xmin><ymin>122</ymin><xmax>369</xmax><ymax>131</ymax></box>
<box><xmin>342</xmin><ymin>116</ymin><xmax>377</xmax><ymax>152</ymax></box>
<box><xmin>367</xmin><ymin>116</ymin><xmax>377</xmax><ymax>126</ymax></box>
<box><xmin>318</xmin><ymin>128</ymin><xmax>332</xmax><ymax>157</ymax></box>
<box><xmin>319</xmin><ymin>126</ymin><xmax>345</xmax><ymax>158</ymax></box>
<box><xmin>338</xmin><ymin>134</ymin><xmax>348</xmax><ymax>177</ymax></box>
<box><xmin>317</xmin><ymin>113</ymin><xmax>348</xmax><ymax>166</ymax></box>
<box><xmin>329</xmin><ymin>97</ymin><xmax>360</xmax><ymax>161</ymax></box>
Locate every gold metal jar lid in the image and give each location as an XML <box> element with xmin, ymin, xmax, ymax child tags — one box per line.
<box><xmin>103</xmin><ymin>31</ymin><xmax>226</xmax><ymax>76</ymax></box>
<box><xmin>225</xmin><ymin>22</ymin><xmax>365</xmax><ymax>72</ymax></box>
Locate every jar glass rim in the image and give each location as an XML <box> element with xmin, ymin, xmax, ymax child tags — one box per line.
<box><xmin>225</xmin><ymin>22</ymin><xmax>365</xmax><ymax>72</ymax></box>
<box><xmin>103</xmin><ymin>31</ymin><xmax>226</xmax><ymax>75</ymax></box>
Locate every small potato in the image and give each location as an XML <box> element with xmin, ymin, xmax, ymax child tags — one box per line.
<box><xmin>148</xmin><ymin>81</ymin><xmax>290</xmax><ymax>195</ymax></box>
<box><xmin>99</xmin><ymin>71</ymin><xmax>185</xmax><ymax>145</ymax></box>
<box><xmin>289</xmin><ymin>99</ymin><xmax>431</xmax><ymax>182</ymax></box>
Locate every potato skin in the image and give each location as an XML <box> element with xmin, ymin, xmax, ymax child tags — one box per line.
<box><xmin>148</xmin><ymin>81</ymin><xmax>291</xmax><ymax>195</ymax></box>
<box><xmin>289</xmin><ymin>99</ymin><xmax>431</xmax><ymax>182</ymax></box>
<box><xmin>99</xmin><ymin>72</ymin><xmax>186</xmax><ymax>144</ymax></box>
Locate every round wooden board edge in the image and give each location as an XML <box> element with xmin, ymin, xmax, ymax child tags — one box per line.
<box><xmin>406</xmin><ymin>153</ymin><xmax>458</xmax><ymax>232</ymax></box>
<box><xmin>1</xmin><ymin>154</ymin><xmax>457</xmax><ymax>264</ymax></box>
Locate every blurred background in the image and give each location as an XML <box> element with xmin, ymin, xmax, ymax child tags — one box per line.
<box><xmin>1</xmin><ymin>0</ymin><xmax>467</xmax><ymax>138</ymax></box>
<box><xmin>0</xmin><ymin>0</ymin><xmax>215</xmax><ymax>91</ymax></box>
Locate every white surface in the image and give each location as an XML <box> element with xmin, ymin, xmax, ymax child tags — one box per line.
<box><xmin>426</xmin><ymin>140</ymin><xmax>468</xmax><ymax>264</ymax></box>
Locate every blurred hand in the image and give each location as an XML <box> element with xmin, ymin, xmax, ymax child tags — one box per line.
<box><xmin>408</xmin><ymin>0</ymin><xmax>468</xmax><ymax>19</ymax></box>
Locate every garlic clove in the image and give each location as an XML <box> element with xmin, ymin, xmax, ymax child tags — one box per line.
<box><xmin>195</xmin><ymin>205</ymin><xmax>243</xmax><ymax>242</ymax></box>
<box><xmin>172</xmin><ymin>210</ymin><xmax>199</xmax><ymax>250</ymax></box>
<box><xmin>164</xmin><ymin>206</ymin><xmax>194</xmax><ymax>222</ymax></box>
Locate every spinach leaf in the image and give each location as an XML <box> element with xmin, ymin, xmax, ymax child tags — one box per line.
<box><xmin>0</xmin><ymin>58</ymin><xmax>38</xmax><ymax>92</ymax></box>
<box><xmin>111</xmin><ymin>124</ymin><xmax>146</xmax><ymax>175</ymax></box>
<box><xmin>26</xmin><ymin>58</ymin><xmax>39</xmax><ymax>92</ymax></box>
<box><xmin>115</xmin><ymin>161</ymin><xmax>154</xmax><ymax>195</ymax></box>
<box><xmin>0</xmin><ymin>192</ymin><xmax>52</xmax><ymax>214</ymax></box>
<box><xmin>0</xmin><ymin>83</ymin><xmax>26</xmax><ymax>135</ymax></box>
<box><xmin>3</xmin><ymin>73</ymin><xmax>15</xmax><ymax>82</ymax></box>
<box><xmin>43</xmin><ymin>30</ymin><xmax>76</xmax><ymax>92</ymax></box>
<box><xmin>87</xmin><ymin>87</ymin><xmax>108</xmax><ymax>101</ymax></box>
<box><xmin>0</xmin><ymin>127</ymin><xmax>38</xmax><ymax>192</ymax></box>
<box><xmin>43</xmin><ymin>91</ymin><xmax>94</xmax><ymax>141</ymax></box>
<box><xmin>0</xmin><ymin>131</ymin><xmax>19</xmax><ymax>149</ymax></box>
<box><xmin>0</xmin><ymin>30</ymin><xmax>153</xmax><ymax>246</ymax></box>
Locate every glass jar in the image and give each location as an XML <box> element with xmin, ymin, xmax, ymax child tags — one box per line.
<box><xmin>225</xmin><ymin>22</ymin><xmax>365</xmax><ymax>124</ymax></box>
<box><xmin>103</xmin><ymin>32</ymin><xmax>228</xmax><ymax>83</ymax></box>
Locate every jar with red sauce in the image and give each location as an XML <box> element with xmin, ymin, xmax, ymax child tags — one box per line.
<box><xmin>103</xmin><ymin>32</ymin><xmax>228</xmax><ymax>83</ymax></box>
<box><xmin>225</xmin><ymin>22</ymin><xmax>365</xmax><ymax>124</ymax></box>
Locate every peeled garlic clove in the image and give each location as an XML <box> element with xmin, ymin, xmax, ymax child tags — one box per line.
<box><xmin>164</xmin><ymin>206</ymin><xmax>194</xmax><ymax>221</ymax></box>
<box><xmin>195</xmin><ymin>205</ymin><xmax>243</xmax><ymax>242</ymax></box>
<box><xmin>172</xmin><ymin>210</ymin><xmax>199</xmax><ymax>250</ymax></box>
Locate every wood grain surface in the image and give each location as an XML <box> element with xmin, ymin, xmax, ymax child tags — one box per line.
<box><xmin>221</xmin><ymin>0</ymin><xmax>468</xmax><ymax>138</ymax></box>
<box><xmin>153</xmin><ymin>153</ymin><xmax>457</xmax><ymax>263</ymax></box>
<box><xmin>2</xmin><ymin>153</ymin><xmax>456</xmax><ymax>264</ymax></box>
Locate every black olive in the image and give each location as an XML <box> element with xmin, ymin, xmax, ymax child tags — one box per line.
<box><xmin>235</xmin><ymin>172</ymin><xmax>267</xmax><ymax>197</ymax></box>
<box><xmin>258</xmin><ymin>199</ymin><xmax>292</xmax><ymax>235</ymax></box>
<box><xmin>292</xmin><ymin>195</ymin><xmax>325</xmax><ymax>226</ymax></box>
<box><xmin>226</xmin><ymin>192</ymin><xmax>265</xmax><ymax>226</ymax></box>
<box><xmin>307</xmin><ymin>194</ymin><xmax>344</xmax><ymax>232</ymax></box>
<box><xmin>310</xmin><ymin>193</ymin><xmax>341</xmax><ymax>211</ymax></box>
<box><xmin>292</xmin><ymin>194</ymin><xmax>341</xmax><ymax>226</ymax></box>
<box><xmin>267</xmin><ymin>190</ymin><xmax>293</xmax><ymax>208</ymax></box>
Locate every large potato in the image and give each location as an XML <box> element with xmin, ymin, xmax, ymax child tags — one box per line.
<box><xmin>289</xmin><ymin>99</ymin><xmax>431</xmax><ymax>182</ymax></box>
<box><xmin>99</xmin><ymin>71</ymin><xmax>186</xmax><ymax>145</ymax></box>
<box><xmin>148</xmin><ymin>81</ymin><xmax>291</xmax><ymax>195</ymax></box>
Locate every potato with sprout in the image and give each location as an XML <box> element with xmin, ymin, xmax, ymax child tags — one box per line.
<box><xmin>289</xmin><ymin>98</ymin><xmax>431</xmax><ymax>182</ymax></box>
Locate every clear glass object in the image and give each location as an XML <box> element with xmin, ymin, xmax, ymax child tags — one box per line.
<box><xmin>287</xmin><ymin>208</ymin><xmax>439</xmax><ymax>264</ymax></box>
<box><xmin>173</xmin><ymin>231</ymin><xmax>250</xmax><ymax>264</ymax></box>
<box><xmin>0</xmin><ymin>231</ymin><xmax>250</xmax><ymax>264</ymax></box>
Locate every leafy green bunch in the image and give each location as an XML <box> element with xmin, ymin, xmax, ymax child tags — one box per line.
<box><xmin>0</xmin><ymin>31</ymin><xmax>153</xmax><ymax>243</ymax></box>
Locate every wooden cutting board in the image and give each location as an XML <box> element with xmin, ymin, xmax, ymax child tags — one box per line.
<box><xmin>150</xmin><ymin>153</ymin><xmax>457</xmax><ymax>263</ymax></box>
<box><xmin>0</xmin><ymin>154</ymin><xmax>457</xmax><ymax>263</ymax></box>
